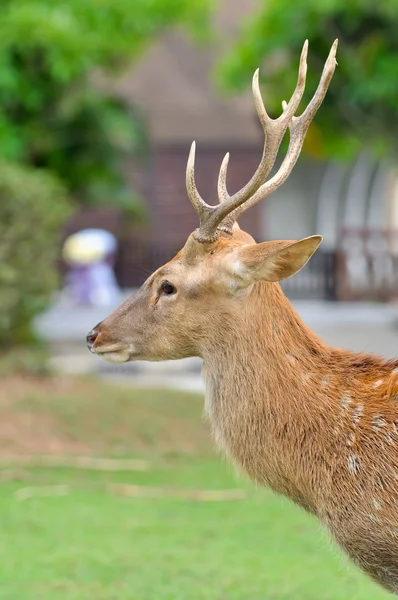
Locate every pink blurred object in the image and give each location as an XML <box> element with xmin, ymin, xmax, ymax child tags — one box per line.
<box><xmin>62</xmin><ymin>229</ymin><xmax>121</xmax><ymax>307</ymax></box>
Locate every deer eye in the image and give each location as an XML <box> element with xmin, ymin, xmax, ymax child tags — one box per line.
<box><xmin>160</xmin><ymin>281</ymin><xmax>176</xmax><ymax>296</ymax></box>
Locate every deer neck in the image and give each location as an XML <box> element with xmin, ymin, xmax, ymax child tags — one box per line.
<box><xmin>202</xmin><ymin>282</ymin><xmax>336</xmax><ymax>513</ymax></box>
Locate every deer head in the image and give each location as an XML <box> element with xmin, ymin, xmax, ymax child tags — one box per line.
<box><xmin>87</xmin><ymin>40</ymin><xmax>338</xmax><ymax>364</ymax></box>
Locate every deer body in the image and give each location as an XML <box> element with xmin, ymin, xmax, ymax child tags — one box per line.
<box><xmin>87</xmin><ymin>41</ymin><xmax>398</xmax><ymax>593</ymax></box>
<box><xmin>202</xmin><ymin>275</ymin><xmax>398</xmax><ymax>593</ymax></box>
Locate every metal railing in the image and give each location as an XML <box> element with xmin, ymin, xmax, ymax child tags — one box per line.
<box><xmin>281</xmin><ymin>250</ymin><xmax>337</xmax><ymax>300</ymax></box>
<box><xmin>337</xmin><ymin>228</ymin><xmax>398</xmax><ymax>301</ymax></box>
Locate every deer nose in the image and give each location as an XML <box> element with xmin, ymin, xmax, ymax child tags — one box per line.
<box><xmin>86</xmin><ymin>328</ymin><xmax>99</xmax><ymax>352</ymax></box>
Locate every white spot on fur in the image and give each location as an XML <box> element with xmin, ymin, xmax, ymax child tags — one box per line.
<box><xmin>340</xmin><ymin>393</ymin><xmax>352</xmax><ymax>409</ymax></box>
<box><xmin>372</xmin><ymin>415</ymin><xmax>387</xmax><ymax>428</ymax></box>
<box><xmin>373</xmin><ymin>379</ymin><xmax>383</xmax><ymax>388</ymax></box>
<box><xmin>301</xmin><ymin>373</ymin><xmax>312</xmax><ymax>383</ymax></box>
<box><xmin>352</xmin><ymin>405</ymin><xmax>363</xmax><ymax>426</ymax></box>
<box><xmin>346</xmin><ymin>432</ymin><xmax>355</xmax><ymax>447</ymax></box>
<box><xmin>272</xmin><ymin>322</ymin><xmax>280</xmax><ymax>335</ymax></box>
<box><xmin>368</xmin><ymin>513</ymin><xmax>378</xmax><ymax>522</ymax></box>
<box><xmin>320</xmin><ymin>376</ymin><xmax>330</xmax><ymax>387</ymax></box>
<box><xmin>372</xmin><ymin>498</ymin><xmax>382</xmax><ymax>511</ymax></box>
<box><xmin>392</xmin><ymin>368</ymin><xmax>398</xmax><ymax>375</ymax></box>
<box><xmin>347</xmin><ymin>454</ymin><xmax>360</xmax><ymax>475</ymax></box>
<box><xmin>286</xmin><ymin>354</ymin><xmax>297</xmax><ymax>364</ymax></box>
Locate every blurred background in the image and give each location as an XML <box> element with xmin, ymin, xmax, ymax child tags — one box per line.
<box><xmin>1</xmin><ymin>0</ymin><xmax>398</xmax><ymax>598</ymax></box>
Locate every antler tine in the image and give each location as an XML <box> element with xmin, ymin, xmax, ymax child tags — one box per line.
<box><xmin>217</xmin><ymin>152</ymin><xmax>230</xmax><ymax>204</ymax></box>
<box><xmin>293</xmin><ymin>39</ymin><xmax>338</xmax><ymax>134</ymax></box>
<box><xmin>281</xmin><ymin>39</ymin><xmax>308</xmax><ymax>120</ymax></box>
<box><xmin>187</xmin><ymin>40</ymin><xmax>337</xmax><ymax>243</ymax></box>
<box><xmin>186</xmin><ymin>141</ymin><xmax>220</xmax><ymax>241</ymax></box>
<box><xmin>216</xmin><ymin>40</ymin><xmax>308</xmax><ymax>231</ymax></box>
<box><xmin>186</xmin><ymin>142</ymin><xmax>205</xmax><ymax>215</ymax></box>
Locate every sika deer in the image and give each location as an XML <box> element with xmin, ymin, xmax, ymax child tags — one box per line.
<box><xmin>87</xmin><ymin>40</ymin><xmax>398</xmax><ymax>594</ymax></box>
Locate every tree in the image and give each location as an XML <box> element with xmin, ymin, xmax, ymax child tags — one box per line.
<box><xmin>218</xmin><ymin>0</ymin><xmax>398</xmax><ymax>161</ymax></box>
<box><xmin>0</xmin><ymin>0</ymin><xmax>211</xmax><ymax>206</ymax></box>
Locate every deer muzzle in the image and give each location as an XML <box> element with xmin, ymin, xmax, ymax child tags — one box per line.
<box><xmin>86</xmin><ymin>321</ymin><xmax>134</xmax><ymax>363</ymax></box>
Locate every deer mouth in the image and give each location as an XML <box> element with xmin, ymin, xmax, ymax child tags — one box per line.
<box><xmin>91</xmin><ymin>344</ymin><xmax>134</xmax><ymax>364</ymax></box>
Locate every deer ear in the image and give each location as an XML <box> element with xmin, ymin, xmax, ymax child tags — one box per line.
<box><xmin>234</xmin><ymin>236</ymin><xmax>323</xmax><ymax>283</ymax></box>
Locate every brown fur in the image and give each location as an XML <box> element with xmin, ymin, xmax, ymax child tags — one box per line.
<box><xmin>90</xmin><ymin>226</ymin><xmax>398</xmax><ymax>594</ymax></box>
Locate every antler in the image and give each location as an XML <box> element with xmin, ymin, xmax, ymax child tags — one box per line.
<box><xmin>186</xmin><ymin>39</ymin><xmax>338</xmax><ymax>243</ymax></box>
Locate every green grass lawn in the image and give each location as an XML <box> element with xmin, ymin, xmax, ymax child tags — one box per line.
<box><xmin>0</xmin><ymin>377</ymin><xmax>391</xmax><ymax>599</ymax></box>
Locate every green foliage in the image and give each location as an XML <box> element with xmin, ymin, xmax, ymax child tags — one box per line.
<box><xmin>0</xmin><ymin>0</ymin><xmax>212</xmax><ymax>205</ymax></box>
<box><xmin>218</xmin><ymin>0</ymin><xmax>398</xmax><ymax>160</ymax></box>
<box><xmin>0</xmin><ymin>346</ymin><xmax>52</xmax><ymax>376</ymax></box>
<box><xmin>0</xmin><ymin>161</ymin><xmax>71</xmax><ymax>348</ymax></box>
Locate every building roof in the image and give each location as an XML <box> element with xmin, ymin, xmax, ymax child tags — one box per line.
<box><xmin>112</xmin><ymin>0</ymin><xmax>262</xmax><ymax>145</ymax></box>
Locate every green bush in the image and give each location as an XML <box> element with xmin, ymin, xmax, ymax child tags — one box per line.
<box><xmin>0</xmin><ymin>161</ymin><xmax>71</xmax><ymax>348</ymax></box>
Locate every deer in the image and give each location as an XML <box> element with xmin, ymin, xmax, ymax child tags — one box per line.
<box><xmin>87</xmin><ymin>40</ymin><xmax>398</xmax><ymax>594</ymax></box>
